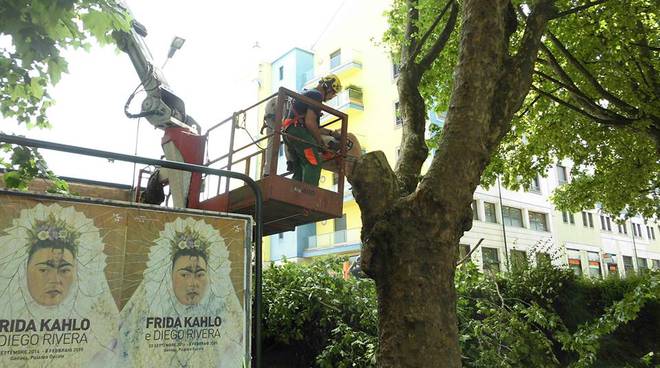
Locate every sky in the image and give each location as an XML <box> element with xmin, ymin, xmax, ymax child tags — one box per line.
<box><xmin>2</xmin><ymin>0</ymin><xmax>346</xmax><ymax>184</ymax></box>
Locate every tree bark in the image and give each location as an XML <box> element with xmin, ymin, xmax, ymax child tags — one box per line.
<box><xmin>351</xmin><ymin>0</ymin><xmax>554</xmax><ymax>367</ymax></box>
<box><xmin>352</xmin><ymin>153</ymin><xmax>462</xmax><ymax>368</ymax></box>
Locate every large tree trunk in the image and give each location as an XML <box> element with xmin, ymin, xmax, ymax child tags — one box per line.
<box><xmin>351</xmin><ymin>0</ymin><xmax>554</xmax><ymax>366</ymax></box>
<box><xmin>373</xmin><ymin>206</ymin><xmax>462</xmax><ymax>367</ymax></box>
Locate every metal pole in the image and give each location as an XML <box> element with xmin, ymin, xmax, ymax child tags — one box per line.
<box><xmin>630</xmin><ymin>221</ymin><xmax>639</xmax><ymax>274</ymax></box>
<box><xmin>223</xmin><ymin>113</ymin><xmax>238</xmax><ymax>195</ymax></box>
<box><xmin>497</xmin><ymin>175</ymin><xmax>510</xmax><ymax>271</ymax></box>
<box><xmin>0</xmin><ymin>133</ymin><xmax>263</xmax><ymax>367</ymax></box>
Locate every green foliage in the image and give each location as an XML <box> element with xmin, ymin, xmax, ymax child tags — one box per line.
<box><xmin>382</xmin><ymin>0</ymin><xmax>460</xmax><ymax>110</ymax></box>
<box><xmin>481</xmin><ymin>0</ymin><xmax>659</xmax><ymax>218</ymax></box>
<box><xmin>1</xmin><ymin>141</ymin><xmax>68</xmax><ymax>193</ymax></box>
<box><xmin>0</xmin><ymin>0</ymin><xmax>130</xmax><ymax>128</ymax></box>
<box><xmin>0</xmin><ymin>1</ymin><xmax>129</xmax><ymax>190</ymax></box>
<box><xmin>385</xmin><ymin>0</ymin><xmax>659</xmax><ymax>217</ymax></box>
<box><xmin>554</xmin><ymin>273</ymin><xmax>660</xmax><ymax>367</ymax></box>
<box><xmin>457</xmin><ymin>263</ymin><xmax>660</xmax><ymax>368</ymax></box>
<box><xmin>263</xmin><ymin>257</ymin><xmax>377</xmax><ymax>368</ymax></box>
<box><xmin>264</xmin><ymin>257</ymin><xmax>659</xmax><ymax>367</ymax></box>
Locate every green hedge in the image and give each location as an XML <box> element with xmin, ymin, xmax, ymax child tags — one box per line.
<box><xmin>261</xmin><ymin>257</ymin><xmax>659</xmax><ymax>367</ymax></box>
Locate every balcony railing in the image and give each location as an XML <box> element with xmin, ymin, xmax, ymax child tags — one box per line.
<box><xmin>307</xmin><ymin>227</ymin><xmax>361</xmax><ymax>249</ymax></box>
<box><xmin>325</xmin><ymin>86</ymin><xmax>364</xmax><ymax>111</ymax></box>
<box><xmin>303</xmin><ymin>49</ymin><xmax>363</xmax><ymax>88</ymax></box>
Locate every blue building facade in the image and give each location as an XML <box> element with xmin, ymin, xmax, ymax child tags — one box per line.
<box><xmin>267</xmin><ymin>48</ymin><xmax>317</xmax><ymax>262</ymax></box>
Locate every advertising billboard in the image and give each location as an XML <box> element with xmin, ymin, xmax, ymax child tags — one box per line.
<box><xmin>0</xmin><ymin>191</ymin><xmax>251</xmax><ymax>367</ymax></box>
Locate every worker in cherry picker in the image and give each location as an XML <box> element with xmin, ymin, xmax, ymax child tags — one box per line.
<box><xmin>282</xmin><ymin>74</ymin><xmax>342</xmax><ymax>186</ymax></box>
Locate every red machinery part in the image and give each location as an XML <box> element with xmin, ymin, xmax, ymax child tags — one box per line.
<box><xmin>161</xmin><ymin>127</ymin><xmax>206</xmax><ymax>208</ymax></box>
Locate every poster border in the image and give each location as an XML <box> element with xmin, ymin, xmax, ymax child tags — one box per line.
<box><xmin>0</xmin><ymin>188</ymin><xmax>254</xmax><ymax>366</ymax></box>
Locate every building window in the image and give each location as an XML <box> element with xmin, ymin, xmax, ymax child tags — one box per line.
<box><xmin>557</xmin><ymin>165</ymin><xmax>567</xmax><ymax>184</ymax></box>
<box><xmin>530</xmin><ymin>176</ymin><xmax>541</xmax><ymax>193</ymax></box>
<box><xmin>536</xmin><ymin>252</ymin><xmax>551</xmax><ymax>266</ymax></box>
<box><xmin>653</xmin><ymin>259</ymin><xmax>660</xmax><ymax>270</ymax></box>
<box><xmin>471</xmin><ymin>200</ymin><xmax>479</xmax><ymax>221</ymax></box>
<box><xmin>587</xmin><ymin>252</ymin><xmax>602</xmax><ymax>279</ymax></box>
<box><xmin>622</xmin><ymin>256</ymin><xmax>635</xmax><ymax>275</ymax></box>
<box><xmin>392</xmin><ymin>61</ymin><xmax>401</xmax><ymax>79</ymax></box>
<box><xmin>394</xmin><ymin>101</ymin><xmax>403</xmax><ymax>126</ymax></box>
<box><xmin>562</xmin><ymin>211</ymin><xmax>575</xmax><ymax>224</ymax></box>
<box><xmin>511</xmin><ymin>249</ymin><xmax>528</xmax><ymax>271</ymax></box>
<box><xmin>600</xmin><ymin>215</ymin><xmax>612</xmax><ymax>231</ymax></box>
<box><xmin>278</xmin><ymin>232</ymin><xmax>284</xmax><ymax>239</ymax></box>
<box><xmin>581</xmin><ymin>211</ymin><xmax>594</xmax><ymax>228</ymax></box>
<box><xmin>617</xmin><ymin>222</ymin><xmax>627</xmax><ymax>234</ymax></box>
<box><xmin>482</xmin><ymin>247</ymin><xmax>500</xmax><ymax>273</ymax></box>
<box><xmin>334</xmin><ymin>213</ymin><xmax>347</xmax><ymax>243</ymax></box>
<box><xmin>529</xmin><ymin>211</ymin><xmax>548</xmax><ymax>231</ymax></box>
<box><xmin>567</xmin><ymin>248</ymin><xmax>582</xmax><ymax>276</ymax></box>
<box><xmin>458</xmin><ymin>244</ymin><xmax>471</xmax><ymax>261</ymax></box>
<box><xmin>604</xmin><ymin>253</ymin><xmax>618</xmax><ymax>276</ymax></box>
<box><xmin>330</xmin><ymin>49</ymin><xmax>341</xmax><ymax>69</ymax></box>
<box><xmin>278</xmin><ymin>65</ymin><xmax>284</xmax><ymax>81</ymax></box>
<box><xmin>637</xmin><ymin>258</ymin><xmax>648</xmax><ymax>272</ymax></box>
<box><xmin>646</xmin><ymin>226</ymin><xmax>655</xmax><ymax>240</ymax></box>
<box><xmin>632</xmin><ymin>223</ymin><xmax>643</xmax><ymax>238</ymax></box>
<box><xmin>484</xmin><ymin>202</ymin><xmax>497</xmax><ymax>223</ymax></box>
<box><xmin>502</xmin><ymin>206</ymin><xmax>523</xmax><ymax>227</ymax></box>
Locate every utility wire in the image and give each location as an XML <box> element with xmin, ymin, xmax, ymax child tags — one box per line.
<box><xmin>310</xmin><ymin>0</ymin><xmax>347</xmax><ymax>50</ymax></box>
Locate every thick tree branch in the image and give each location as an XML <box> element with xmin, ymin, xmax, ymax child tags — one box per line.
<box><xmin>534</xmin><ymin>70</ymin><xmax>607</xmax><ymax>111</ymax></box>
<box><xmin>351</xmin><ymin>152</ymin><xmax>400</xmax><ymax>228</ymax></box>
<box><xmin>420</xmin><ymin>0</ymin><xmax>515</xmax><ymax>210</ymax></box>
<box><xmin>401</xmin><ymin>0</ymin><xmax>420</xmax><ymax>67</ymax></box>
<box><xmin>630</xmin><ymin>42</ymin><xmax>660</xmax><ymax>52</ymax></box>
<box><xmin>418</xmin><ymin>2</ymin><xmax>459</xmax><ymax>73</ymax></box>
<box><xmin>350</xmin><ymin>151</ymin><xmax>400</xmax><ymax>279</ymax></box>
<box><xmin>633</xmin><ymin>21</ymin><xmax>660</xmax><ymax>99</ymax></box>
<box><xmin>546</xmin><ymin>31</ymin><xmax>640</xmax><ymax>116</ymax></box>
<box><xmin>456</xmin><ymin>238</ymin><xmax>483</xmax><ymax>266</ymax></box>
<box><xmin>515</xmin><ymin>92</ymin><xmax>543</xmax><ymax>119</ymax></box>
<box><xmin>539</xmin><ymin>44</ymin><xmax>624</xmax><ymax>122</ymax></box>
<box><xmin>410</xmin><ymin>0</ymin><xmax>453</xmax><ymax>62</ymax></box>
<box><xmin>632</xmin><ymin>59</ymin><xmax>654</xmax><ymax>93</ymax></box>
<box><xmin>550</xmin><ymin>0</ymin><xmax>608</xmax><ymax>20</ymax></box>
<box><xmin>534</xmin><ymin>70</ymin><xmax>634</xmax><ymax>124</ymax></box>
<box><xmin>395</xmin><ymin>70</ymin><xmax>429</xmax><ymax>194</ymax></box>
<box><xmin>502</xmin><ymin>0</ymin><xmax>555</xmax><ymax>121</ymax></box>
<box><xmin>531</xmin><ymin>84</ymin><xmax>612</xmax><ymax>124</ymax></box>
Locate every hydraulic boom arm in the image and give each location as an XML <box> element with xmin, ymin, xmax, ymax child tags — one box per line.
<box><xmin>112</xmin><ymin>2</ymin><xmax>205</xmax><ymax>208</ymax></box>
<box><xmin>112</xmin><ymin>2</ymin><xmax>198</xmax><ymax>132</ymax></box>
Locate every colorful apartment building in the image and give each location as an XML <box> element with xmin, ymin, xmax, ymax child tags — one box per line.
<box><xmin>256</xmin><ymin>1</ymin><xmax>660</xmax><ymax>276</ymax></box>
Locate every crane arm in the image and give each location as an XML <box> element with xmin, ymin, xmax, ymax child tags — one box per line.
<box><xmin>112</xmin><ymin>2</ymin><xmax>198</xmax><ymax>132</ymax></box>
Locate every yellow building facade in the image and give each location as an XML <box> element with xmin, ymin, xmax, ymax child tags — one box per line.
<box><xmin>257</xmin><ymin>0</ymin><xmax>660</xmax><ymax>275</ymax></box>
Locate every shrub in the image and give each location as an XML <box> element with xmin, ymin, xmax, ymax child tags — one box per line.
<box><xmin>262</xmin><ymin>258</ymin><xmax>377</xmax><ymax>367</ymax></box>
<box><xmin>261</xmin><ymin>257</ymin><xmax>659</xmax><ymax>367</ymax></box>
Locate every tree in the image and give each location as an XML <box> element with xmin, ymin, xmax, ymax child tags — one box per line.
<box><xmin>350</xmin><ymin>0</ymin><xmax>561</xmax><ymax>366</ymax></box>
<box><xmin>484</xmin><ymin>0</ymin><xmax>659</xmax><ymax>219</ymax></box>
<box><xmin>0</xmin><ymin>0</ymin><xmax>128</xmax><ymax>188</ymax></box>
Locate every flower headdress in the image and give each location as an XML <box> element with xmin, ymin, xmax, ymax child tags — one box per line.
<box><xmin>28</xmin><ymin>213</ymin><xmax>81</xmax><ymax>255</ymax></box>
<box><xmin>0</xmin><ymin>203</ymin><xmax>119</xmax><ymax>368</ymax></box>
<box><xmin>171</xmin><ymin>226</ymin><xmax>211</xmax><ymax>257</ymax></box>
<box><xmin>120</xmin><ymin>216</ymin><xmax>246</xmax><ymax>367</ymax></box>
